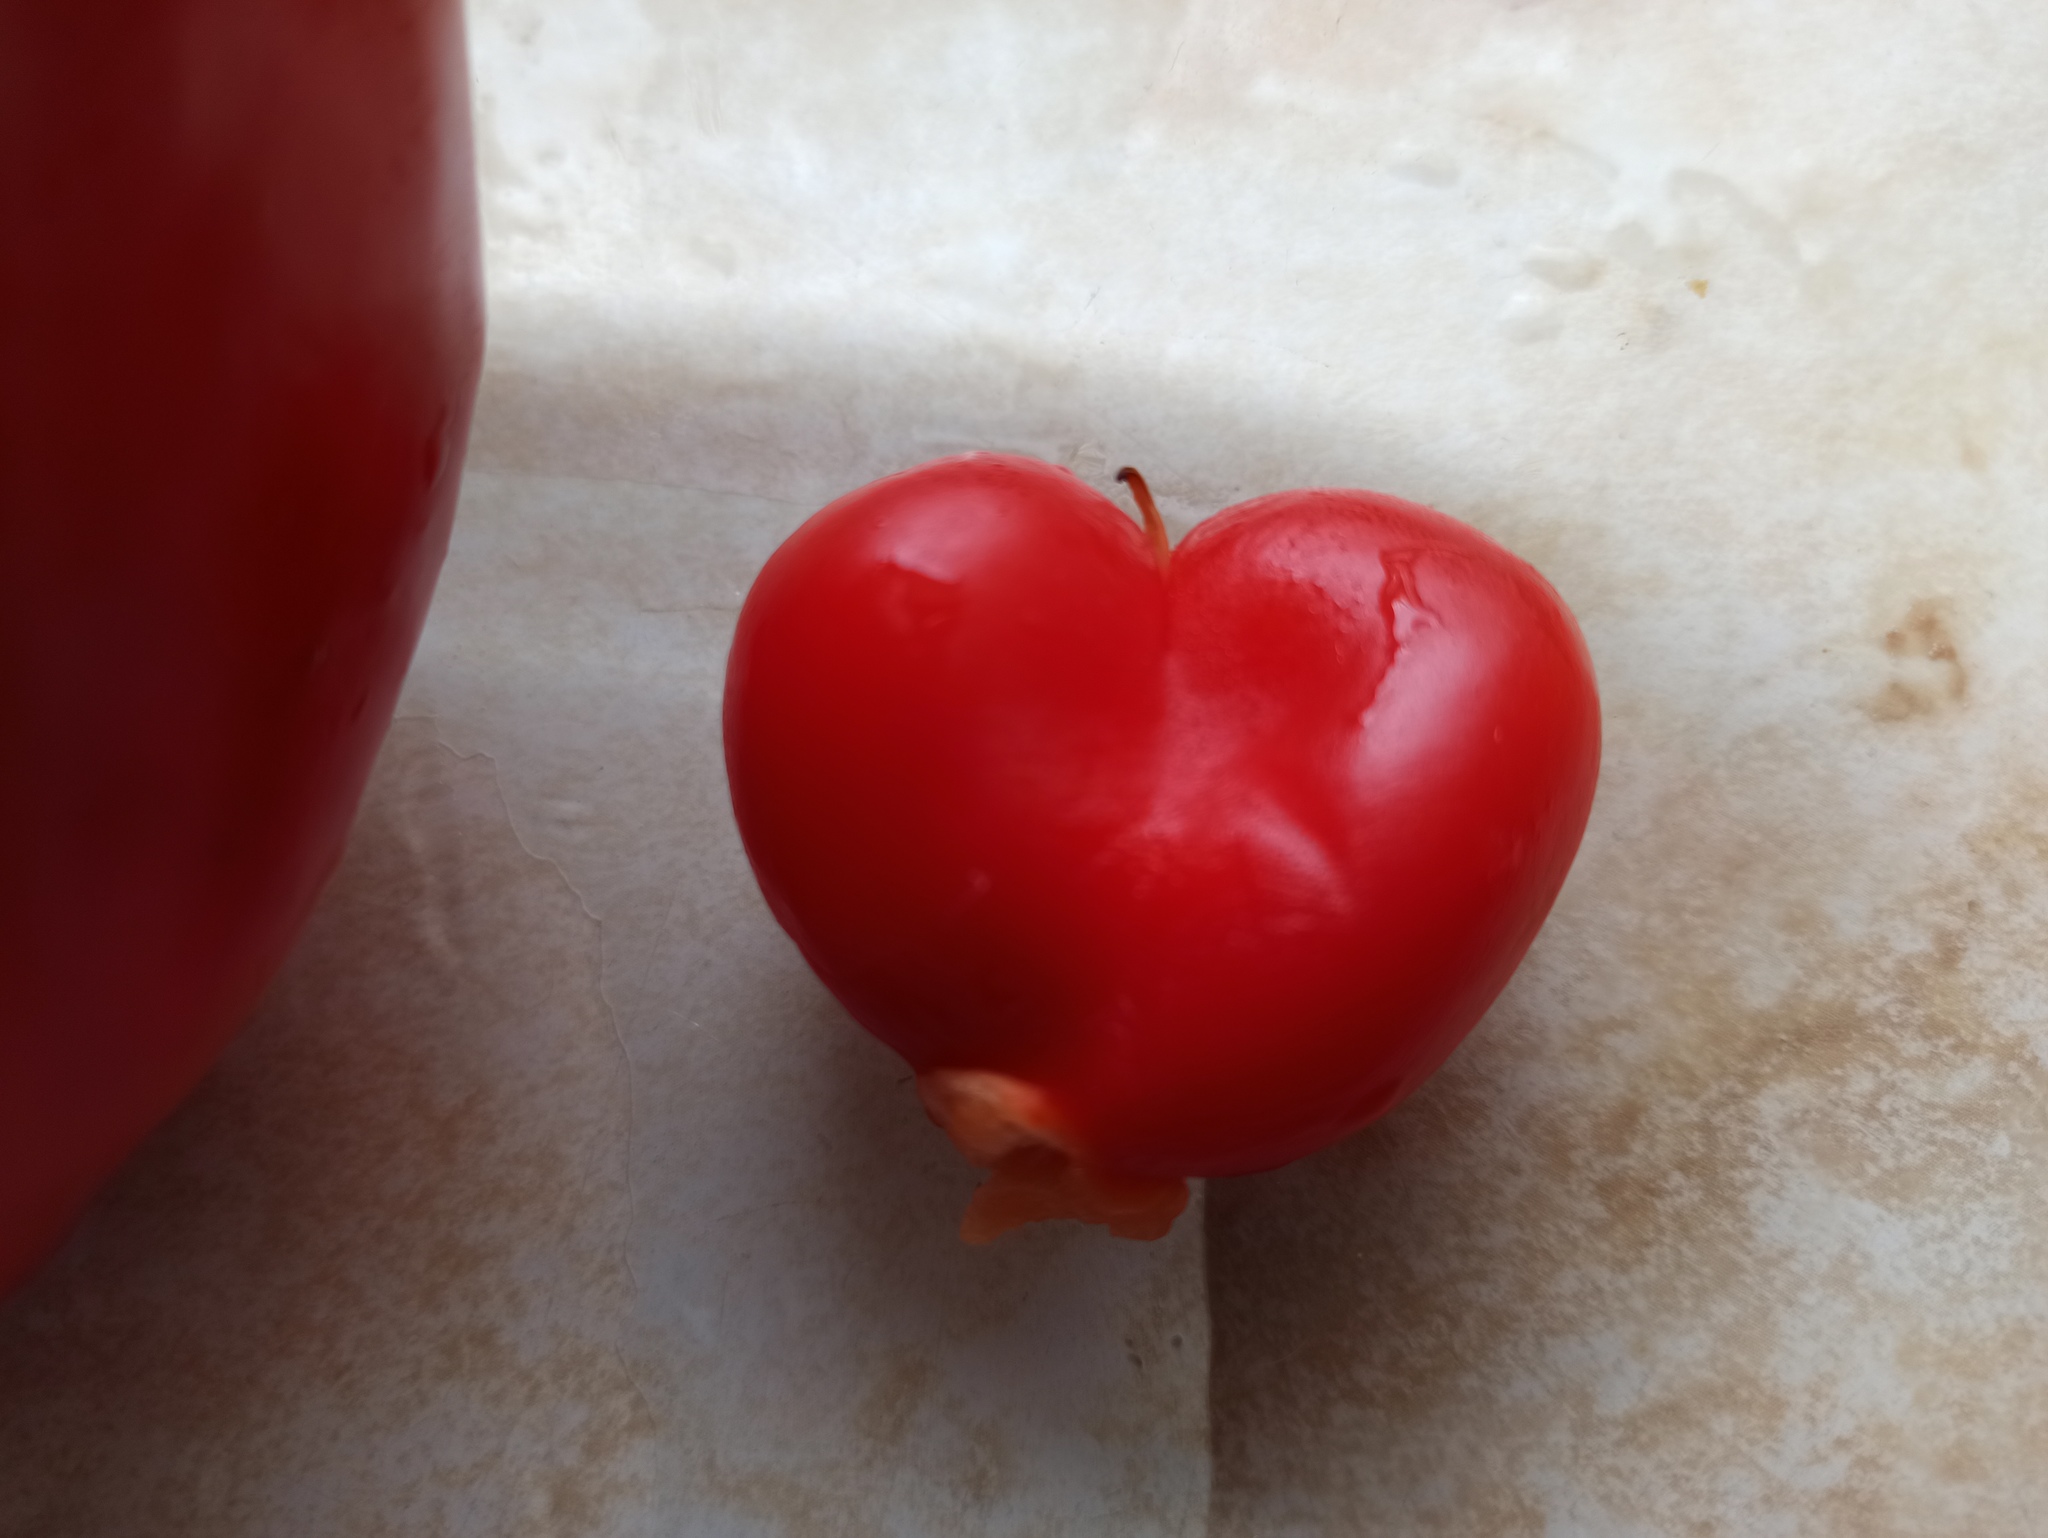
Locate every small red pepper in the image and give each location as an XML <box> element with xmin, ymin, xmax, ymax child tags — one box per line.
<box><xmin>725</xmin><ymin>454</ymin><xmax>1600</xmax><ymax>1241</ymax></box>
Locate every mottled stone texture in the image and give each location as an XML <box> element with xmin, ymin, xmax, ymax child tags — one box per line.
<box><xmin>4</xmin><ymin>1</ymin><xmax>2044</xmax><ymax>1532</ymax></box>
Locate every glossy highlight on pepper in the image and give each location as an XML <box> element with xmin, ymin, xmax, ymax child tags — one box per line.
<box><xmin>723</xmin><ymin>453</ymin><xmax>1600</xmax><ymax>1241</ymax></box>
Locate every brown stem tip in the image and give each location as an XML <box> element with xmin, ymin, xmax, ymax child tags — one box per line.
<box><xmin>1116</xmin><ymin>467</ymin><xmax>1173</xmax><ymax>573</ymax></box>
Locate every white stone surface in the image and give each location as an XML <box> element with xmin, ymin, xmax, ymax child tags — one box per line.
<box><xmin>3</xmin><ymin>1</ymin><xmax>2045</xmax><ymax>1533</ymax></box>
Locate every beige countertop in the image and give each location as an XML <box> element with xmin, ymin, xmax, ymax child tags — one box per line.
<box><xmin>4</xmin><ymin>2</ymin><xmax>2045</xmax><ymax>1533</ymax></box>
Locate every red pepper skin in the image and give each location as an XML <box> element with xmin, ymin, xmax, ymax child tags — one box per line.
<box><xmin>0</xmin><ymin>0</ymin><xmax>482</xmax><ymax>1294</ymax></box>
<box><xmin>725</xmin><ymin>455</ymin><xmax>1599</xmax><ymax>1235</ymax></box>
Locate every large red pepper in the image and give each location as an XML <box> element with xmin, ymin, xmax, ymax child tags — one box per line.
<box><xmin>0</xmin><ymin>0</ymin><xmax>483</xmax><ymax>1294</ymax></box>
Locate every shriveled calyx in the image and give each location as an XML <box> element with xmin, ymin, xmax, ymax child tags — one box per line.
<box><xmin>917</xmin><ymin>1069</ymin><xmax>1189</xmax><ymax>1242</ymax></box>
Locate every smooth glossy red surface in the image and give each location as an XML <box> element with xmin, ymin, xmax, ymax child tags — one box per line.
<box><xmin>0</xmin><ymin>0</ymin><xmax>483</xmax><ymax>1293</ymax></box>
<box><xmin>725</xmin><ymin>454</ymin><xmax>1600</xmax><ymax>1184</ymax></box>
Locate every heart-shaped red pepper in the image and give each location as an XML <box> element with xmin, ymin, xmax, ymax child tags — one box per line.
<box><xmin>724</xmin><ymin>454</ymin><xmax>1599</xmax><ymax>1241</ymax></box>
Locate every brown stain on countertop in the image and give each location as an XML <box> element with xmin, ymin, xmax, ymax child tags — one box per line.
<box><xmin>1868</xmin><ymin>599</ymin><xmax>1968</xmax><ymax>722</ymax></box>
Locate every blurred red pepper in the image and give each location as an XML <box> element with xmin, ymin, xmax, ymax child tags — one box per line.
<box><xmin>0</xmin><ymin>0</ymin><xmax>483</xmax><ymax>1294</ymax></box>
